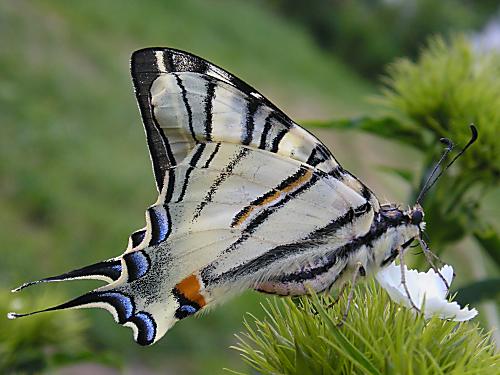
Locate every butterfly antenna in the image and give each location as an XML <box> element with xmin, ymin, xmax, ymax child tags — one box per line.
<box><xmin>415</xmin><ymin>138</ymin><xmax>454</xmax><ymax>204</ymax></box>
<box><xmin>416</xmin><ymin>124</ymin><xmax>478</xmax><ymax>204</ymax></box>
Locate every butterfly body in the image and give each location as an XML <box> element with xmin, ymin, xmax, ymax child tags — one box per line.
<box><xmin>11</xmin><ymin>48</ymin><xmax>425</xmax><ymax>345</ymax></box>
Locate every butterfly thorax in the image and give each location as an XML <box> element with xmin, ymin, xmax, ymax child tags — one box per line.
<box><xmin>323</xmin><ymin>204</ymin><xmax>425</xmax><ymax>295</ymax></box>
<box><xmin>368</xmin><ymin>204</ymin><xmax>424</xmax><ymax>272</ymax></box>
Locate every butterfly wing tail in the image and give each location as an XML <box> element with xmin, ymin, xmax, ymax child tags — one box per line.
<box><xmin>7</xmin><ymin>285</ymin><xmax>170</xmax><ymax>346</ymax></box>
<box><xmin>11</xmin><ymin>258</ymin><xmax>123</xmax><ymax>292</ymax></box>
<box><xmin>9</xmin><ymin>250</ymin><xmax>188</xmax><ymax>345</ymax></box>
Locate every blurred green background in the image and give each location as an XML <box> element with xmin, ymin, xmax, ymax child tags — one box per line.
<box><xmin>1</xmin><ymin>1</ymin><xmax>498</xmax><ymax>374</ymax></box>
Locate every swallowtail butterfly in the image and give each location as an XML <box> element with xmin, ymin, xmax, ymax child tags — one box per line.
<box><xmin>10</xmin><ymin>48</ymin><xmax>429</xmax><ymax>346</ymax></box>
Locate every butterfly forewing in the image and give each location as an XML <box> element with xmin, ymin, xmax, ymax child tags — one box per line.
<box><xmin>131</xmin><ymin>48</ymin><xmax>345</xmax><ymax>190</ymax></box>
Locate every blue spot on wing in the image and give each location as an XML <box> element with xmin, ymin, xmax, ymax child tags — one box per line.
<box><xmin>172</xmin><ymin>287</ymin><xmax>202</xmax><ymax>319</ymax></box>
<box><xmin>108</xmin><ymin>263</ymin><xmax>123</xmax><ymax>279</ymax></box>
<box><xmin>52</xmin><ymin>291</ymin><xmax>135</xmax><ymax>324</ymax></box>
<box><xmin>124</xmin><ymin>251</ymin><xmax>150</xmax><ymax>281</ymax></box>
<box><xmin>180</xmin><ymin>305</ymin><xmax>197</xmax><ymax>315</ymax></box>
<box><xmin>130</xmin><ymin>311</ymin><xmax>157</xmax><ymax>346</ymax></box>
<box><xmin>97</xmin><ymin>292</ymin><xmax>134</xmax><ymax>322</ymax></box>
<box><xmin>90</xmin><ymin>292</ymin><xmax>157</xmax><ymax>345</ymax></box>
<box><xmin>149</xmin><ymin>206</ymin><xmax>170</xmax><ymax>245</ymax></box>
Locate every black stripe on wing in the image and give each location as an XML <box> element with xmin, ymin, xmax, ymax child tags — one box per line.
<box><xmin>203</xmin><ymin>79</ymin><xmax>217</xmax><ymax>142</ymax></box>
<box><xmin>11</xmin><ymin>259</ymin><xmax>123</xmax><ymax>292</ymax></box>
<box><xmin>255</xmin><ymin>263</ymin><xmax>349</xmax><ymax>296</ymax></box>
<box><xmin>131</xmin><ymin>49</ymin><xmax>176</xmax><ymax>191</ymax></box>
<box><xmin>242</xmin><ymin>99</ymin><xmax>260</xmax><ymax>146</ymax></box>
<box><xmin>130</xmin><ymin>229</ymin><xmax>147</xmax><ymax>248</ymax></box>
<box><xmin>177</xmin><ymin>143</ymin><xmax>206</xmax><ymax>203</ymax></box>
<box><xmin>9</xmin><ymin>291</ymin><xmax>135</xmax><ymax>324</ymax></box>
<box><xmin>192</xmin><ymin>147</ymin><xmax>250</xmax><ymax>221</ymax></box>
<box><xmin>269</xmin><ymin>259</ymin><xmax>348</xmax><ymax>286</ymax></box>
<box><xmin>164</xmin><ymin>169</ymin><xmax>176</xmax><ymax>204</ymax></box>
<box><xmin>307</xmin><ymin>144</ymin><xmax>333</xmax><ymax>167</ymax></box>
<box><xmin>259</xmin><ymin>113</ymin><xmax>274</xmax><ymax>149</ymax></box>
<box><xmin>140</xmin><ymin>48</ymin><xmax>290</xmax><ymax>119</ymax></box>
<box><xmin>231</xmin><ymin>166</ymin><xmax>312</xmax><ymax>227</ymax></box>
<box><xmin>202</xmin><ymin>142</ymin><xmax>221</xmax><ymax>169</ymax></box>
<box><xmin>173</xmin><ymin>73</ymin><xmax>197</xmax><ymax>143</ymax></box>
<box><xmin>207</xmin><ymin>202</ymin><xmax>372</xmax><ymax>284</ymax></box>
<box><xmin>242</xmin><ymin>173</ymin><xmax>320</xmax><ymax>236</ymax></box>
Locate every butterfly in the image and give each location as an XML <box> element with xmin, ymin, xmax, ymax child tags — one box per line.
<box><xmin>9</xmin><ymin>48</ymin><xmax>427</xmax><ymax>346</ymax></box>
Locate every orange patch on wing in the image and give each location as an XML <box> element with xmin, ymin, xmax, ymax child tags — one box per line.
<box><xmin>259</xmin><ymin>191</ymin><xmax>281</xmax><ymax>205</ymax></box>
<box><xmin>232</xmin><ymin>169</ymin><xmax>314</xmax><ymax>227</ymax></box>
<box><xmin>232</xmin><ymin>207</ymin><xmax>254</xmax><ymax>227</ymax></box>
<box><xmin>175</xmin><ymin>274</ymin><xmax>206</xmax><ymax>307</ymax></box>
<box><xmin>281</xmin><ymin>169</ymin><xmax>313</xmax><ymax>193</ymax></box>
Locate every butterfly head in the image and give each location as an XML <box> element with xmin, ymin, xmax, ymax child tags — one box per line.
<box><xmin>377</xmin><ymin>126</ymin><xmax>478</xmax><ymax>269</ymax></box>
<box><xmin>409</xmin><ymin>204</ymin><xmax>425</xmax><ymax>229</ymax></box>
<box><xmin>379</xmin><ymin>203</ymin><xmax>425</xmax><ymax>230</ymax></box>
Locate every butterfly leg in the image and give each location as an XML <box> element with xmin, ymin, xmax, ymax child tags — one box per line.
<box><xmin>418</xmin><ymin>238</ymin><xmax>450</xmax><ymax>291</ymax></box>
<box><xmin>325</xmin><ymin>283</ymin><xmax>347</xmax><ymax>310</ymax></box>
<box><xmin>398</xmin><ymin>246</ymin><xmax>421</xmax><ymax>312</ymax></box>
<box><xmin>337</xmin><ymin>262</ymin><xmax>365</xmax><ymax>327</ymax></box>
<box><xmin>311</xmin><ymin>283</ymin><xmax>347</xmax><ymax>316</ymax></box>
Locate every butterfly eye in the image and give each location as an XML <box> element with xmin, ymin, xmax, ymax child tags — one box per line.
<box><xmin>411</xmin><ymin>210</ymin><xmax>424</xmax><ymax>225</ymax></box>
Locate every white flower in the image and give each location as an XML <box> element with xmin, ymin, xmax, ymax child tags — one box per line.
<box><xmin>376</xmin><ymin>262</ymin><xmax>478</xmax><ymax>321</ymax></box>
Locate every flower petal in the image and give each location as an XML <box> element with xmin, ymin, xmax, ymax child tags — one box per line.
<box><xmin>424</xmin><ymin>297</ymin><xmax>478</xmax><ymax>321</ymax></box>
<box><xmin>422</xmin><ymin>265</ymin><xmax>453</xmax><ymax>299</ymax></box>
<box><xmin>376</xmin><ymin>262</ymin><xmax>477</xmax><ymax>322</ymax></box>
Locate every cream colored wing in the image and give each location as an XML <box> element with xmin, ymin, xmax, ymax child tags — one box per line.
<box><xmin>10</xmin><ymin>48</ymin><xmax>380</xmax><ymax>346</ymax></box>
<box><xmin>11</xmin><ymin>143</ymin><xmax>375</xmax><ymax>345</ymax></box>
<box><xmin>131</xmin><ymin>47</ymin><xmax>376</xmax><ymax>209</ymax></box>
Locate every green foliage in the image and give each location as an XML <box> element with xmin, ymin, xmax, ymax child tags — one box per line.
<box><xmin>306</xmin><ymin>116</ymin><xmax>426</xmax><ymax>149</ymax></box>
<box><xmin>380</xmin><ymin>35</ymin><xmax>500</xmax><ymax>181</ymax></box>
<box><xmin>230</xmin><ymin>281</ymin><xmax>500</xmax><ymax>375</ymax></box>
<box><xmin>455</xmin><ymin>278</ymin><xmax>500</xmax><ymax>305</ymax></box>
<box><xmin>379</xmin><ymin>36</ymin><xmax>500</xmax><ymax>289</ymax></box>
<box><xmin>474</xmin><ymin>226</ymin><xmax>500</xmax><ymax>267</ymax></box>
<box><xmin>271</xmin><ymin>0</ymin><xmax>495</xmax><ymax>78</ymax></box>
